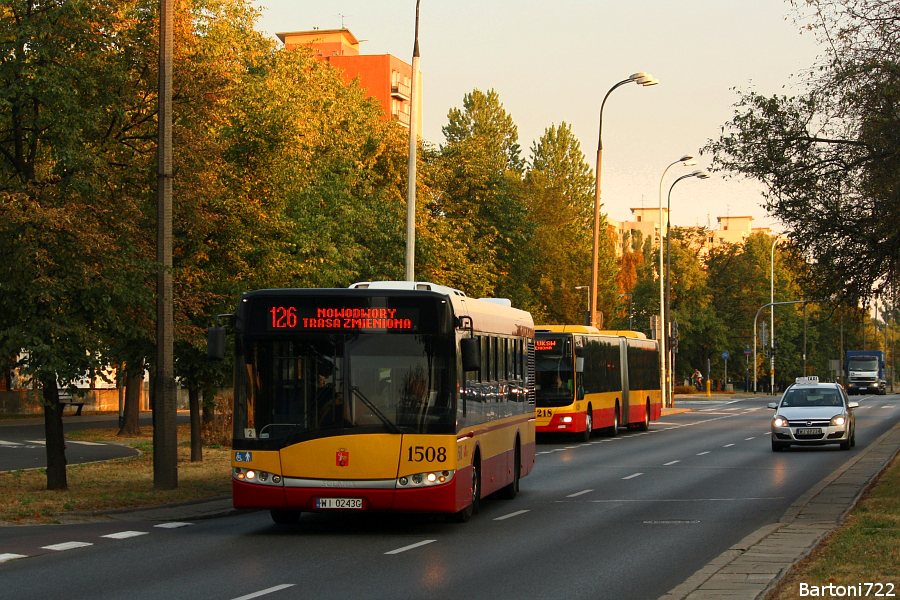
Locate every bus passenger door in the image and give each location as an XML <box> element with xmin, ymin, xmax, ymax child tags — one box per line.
<box><xmin>619</xmin><ymin>338</ymin><xmax>630</xmax><ymax>424</ymax></box>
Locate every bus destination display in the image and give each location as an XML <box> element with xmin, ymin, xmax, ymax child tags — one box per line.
<box><xmin>268</xmin><ymin>305</ymin><xmax>419</xmax><ymax>331</ymax></box>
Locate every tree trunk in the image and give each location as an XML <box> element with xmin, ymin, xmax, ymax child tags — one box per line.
<box><xmin>41</xmin><ymin>376</ymin><xmax>67</xmax><ymax>490</ymax></box>
<box><xmin>189</xmin><ymin>387</ymin><xmax>202</xmax><ymax>462</ymax></box>
<box><xmin>117</xmin><ymin>366</ymin><xmax>143</xmax><ymax>437</ymax></box>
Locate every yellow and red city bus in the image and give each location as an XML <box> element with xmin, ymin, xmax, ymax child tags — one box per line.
<box><xmin>534</xmin><ymin>325</ymin><xmax>661</xmax><ymax>440</ymax></box>
<box><xmin>209</xmin><ymin>282</ymin><xmax>536</xmax><ymax>524</ymax></box>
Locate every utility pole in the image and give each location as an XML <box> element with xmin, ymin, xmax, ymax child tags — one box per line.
<box><xmin>154</xmin><ymin>0</ymin><xmax>177</xmax><ymax>489</ymax></box>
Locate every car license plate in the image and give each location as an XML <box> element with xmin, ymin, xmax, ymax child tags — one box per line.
<box><xmin>316</xmin><ymin>498</ymin><xmax>363</xmax><ymax>510</ymax></box>
<box><xmin>796</xmin><ymin>428</ymin><xmax>822</xmax><ymax>435</ymax></box>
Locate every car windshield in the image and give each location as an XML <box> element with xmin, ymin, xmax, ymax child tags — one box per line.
<box><xmin>781</xmin><ymin>388</ymin><xmax>843</xmax><ymax>408</ymax></box>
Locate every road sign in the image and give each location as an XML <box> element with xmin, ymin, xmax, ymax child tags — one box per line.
<box><xmin>722</xmin><ymin>351</ymin><xmax>730</xmax><ymax>361</ymax></box>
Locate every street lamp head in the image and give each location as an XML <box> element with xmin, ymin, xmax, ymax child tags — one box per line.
<box><xmin>628</xmin><ymin>72</ymin><xmax>659</xmax><ymax>86</ymax></box>
<box><xmin>691</xmin><ymin>169</ymin><xmax>710</xmax><ymax>179</ymax></box>
<box><xmin>679</xmin><ymin>154</ymin><xmax>695</xmax><ymax>162</ymax></box>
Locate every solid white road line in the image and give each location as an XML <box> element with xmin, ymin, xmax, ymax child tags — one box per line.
<box><xmin>67</xmin><ymin>440</ymin><xmax>106</xmax><ymax>446</ymax></box>
<box><xmin>494</xmin><ymin>510</ymin><xmax>530</xmax><ymax>521</ymax></box>
<box><xmin>566</xmin><ymin>489</ymin><xmax>593</xmax><ymax>498</ymax></box>
<box><xmin>102</xmin><ymin>531</ymin><xmax>148</xmax><ymax>540</ymax></box>
<box><xmin>385</xmin><ymin>539</ymin><xmax>437</xmax><ymax>555</ymax></box>
<box><xmin>231</xmin><ymin>584</ymin><xmax>296</xmax><ymax>600</ymax></box>
<box><xmin>0</xmin><ymin>440</ymin><xmax>23</xmax><ymax>446</ymax></box>
<box><xmin>42</xmin><ymin>541</ymin><xmax>92</xmax><ymax>551</ymax></box>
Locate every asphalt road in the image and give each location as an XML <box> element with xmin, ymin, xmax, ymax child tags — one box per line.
<box><xmin>0</xmin><ymin>413</ymin><xmax>189</xmax><ymax>472</ymax></box>
<box><xmin>1</xmin><ymin>394</ymin><xmax>898</xmax><ymax>600</ymax></box>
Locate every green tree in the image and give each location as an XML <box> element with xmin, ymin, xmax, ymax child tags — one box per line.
<box><xmin>523</xmin><ymin>122</ymin><xmax>605</xmax><ymax>324</ymax></box>
<box><xmin>0</xmin><ymin>0</ymin><xmax>155</xmax><ymax>489</ymax></box>
<box><xmin>436</xmin><ymin>89</ymin><xmax>534</xmax><ymax>309</ymax></box>
<box><xmin>706</xmin><ymin>0</ymin><xmax>900</xmax><ymax>303</ymax></box>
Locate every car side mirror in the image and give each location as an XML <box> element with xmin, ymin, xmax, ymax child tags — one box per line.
<box><xmin>767</xmin><ymin>402</ymin><xmax>778</xmax><ymax>410</ymax></box>
<box><xmin>848</xmin><ymin>401</ymin><xmax>859</xmax><ymax>409</ymax></box>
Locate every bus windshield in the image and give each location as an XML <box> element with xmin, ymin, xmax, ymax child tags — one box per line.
<box><xmin>535</xmin><ymin>335</ymin><xmax>574</xmax><ymax>407</ymax></box>
<box><xmin>242</xmin><ymin>333</ymin><xmax>455</xmax><ymax>442</ymax></box>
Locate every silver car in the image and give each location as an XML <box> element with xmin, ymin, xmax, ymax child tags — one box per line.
<box><xmin>768</xmin><ymin>377</ymin><xmax>858</xmax><ymax>451</ymax></box>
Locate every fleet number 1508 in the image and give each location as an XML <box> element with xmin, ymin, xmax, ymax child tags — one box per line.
<box><xmin>407</xmin><ymin>446</ymin><xmax>447</xmax><ymax>462</ymax></box>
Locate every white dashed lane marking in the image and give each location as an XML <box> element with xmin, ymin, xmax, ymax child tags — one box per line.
<box><xmin>494</xmin><ymin>510</ymin><xmax>530</xmax><ymax>521</ymax></box>
<box><xmin>231</xmin><ymin>584</ymin><xmax>296</xmax><ymax>600</ymax></box>
<box><xmin>384</xmin><ymin>539</ymin><xmax>437</xmax><ymax>555</ymax></box>
<box><xmin>42</xmin><ymin>541</ymin><xmax>92</xmax><ymax>552</ymax></box>
<box><xmin>622</xmin><ymin>473</ymin><xmax>644</xmax><ymax>480</ymax></box>
<box><xmin>102</xmin><ymin>531</ymin><xmax>148</xmax><ymax>540</ymax></box>
<box><xmin>566</xmin><ymin>489</ymin><xmax>593</xmax><ymax>498</ymax></box>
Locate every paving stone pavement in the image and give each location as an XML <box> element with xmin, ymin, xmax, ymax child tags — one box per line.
<box><xmin>660</xmin><ymin>421</ymin><xmax>900</xmax><ymax>600</ymax></box>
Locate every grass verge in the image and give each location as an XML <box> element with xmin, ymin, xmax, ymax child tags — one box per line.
<box><xmin>0</xmin><ymin>423</ymin><xmax>231</xmax><ymax>525</ymax></box>
<box><xmin>767</xmin><ymin>453</ymin><xmax>900</xmax><ymax>598</ymax></box>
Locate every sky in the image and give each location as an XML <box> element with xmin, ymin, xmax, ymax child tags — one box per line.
<box><xmin>252</xmin><ymin>0</ymin><xmax>822</xmax><ymax>233</ymax></box>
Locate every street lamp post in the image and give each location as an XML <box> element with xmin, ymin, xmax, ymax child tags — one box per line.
<box><xmin>770</xmin><ymin>236</ymin><xmax>781</xmax><ymax>394</ymax></box>
<box><xmin>575</xmin><ymin>286</ymin><xmax>591</xmax><ymax>326</ymax></box>
<box><xmin>590</xmin><ymin>72</ymin><xmax>658</xmax><ymax>329</ymax></box>
<box><xmin>405</xmin><ymin>0</ymin><xmax>421</xmax><ymax>281</ymax></box>
<box><xmin>656</xmin><ymin>155</ymin><xmax>695</xmax><ymax>409</ymax></box>
<box><xmin>665</xmin><ymin>170</ymin><xmax>709</xmax><ymax>402</ymax></box>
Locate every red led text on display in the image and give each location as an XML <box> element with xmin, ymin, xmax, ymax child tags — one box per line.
<box><xmin>269</xmin><ymin>306</ymin><xmax>414</xmax><ymax>331</ymax></box>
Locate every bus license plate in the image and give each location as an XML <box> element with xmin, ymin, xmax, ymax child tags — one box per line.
<box><xmin>796</xmin><ymin>428</ymin><xmax>822</xmax><ymax>435</ymax></box>
<box><xmin>316</xmin><ymin>498</ymin><xmax>363</xmax><ymax>510</ymax></box>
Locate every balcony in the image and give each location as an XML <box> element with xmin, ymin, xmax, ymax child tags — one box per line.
<box><xmin>391</xmin><ymin>107</ymin><xmax>410</xmax><ymax>127</ymax></box>
<box><xmin>391</xmin><ymin>83</ymin><xmax>411</xmax><ymax>101</ymax></box>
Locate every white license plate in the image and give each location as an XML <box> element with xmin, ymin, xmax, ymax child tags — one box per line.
<box><xmin>316</xmin><ymin>498</ymin><xmax>363</xmax><ymax>510</ymax></box>
<box><xmin>796</xmin><ymin>428</ymin><xmax>822</xmax><ymax>435</ymax></box>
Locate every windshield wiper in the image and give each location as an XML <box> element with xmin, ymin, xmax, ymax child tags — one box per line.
<box><xmin>350</xmin><ymin>386</ymin><xmax>404</xmax><ymax>434</ymax></box>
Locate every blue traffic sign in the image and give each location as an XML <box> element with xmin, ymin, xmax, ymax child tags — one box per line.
<box><xmin>722</xmin><ymin>351</ymin><xmax>730</xmax><ymax>361</ymax></box>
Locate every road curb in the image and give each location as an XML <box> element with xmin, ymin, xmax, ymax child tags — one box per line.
<box><xmin>660</xmin><ymin>420</ymin><xmax>900</xmax><ymax>600</ymax></box>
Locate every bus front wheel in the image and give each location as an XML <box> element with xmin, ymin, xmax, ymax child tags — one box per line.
<box><xmin>580</xmin><ymin>406</ymin><xmax>593</xmax><ymax>442</ymax></box>
<box><xmin>453</xmin><ymin>456</ymin><xmax>481</xmax><ymax>523</ymax></box>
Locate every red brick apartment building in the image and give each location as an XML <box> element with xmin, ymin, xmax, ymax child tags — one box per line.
<box><xmin>277</xmin><ymin>28</ymin><xmax>423</xmax><ymax>132</ymax></box>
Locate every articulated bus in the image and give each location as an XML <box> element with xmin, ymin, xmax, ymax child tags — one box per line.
<box><xmin>534</xmin><ymin>325</ymin><xmax>661</xmax><ymax>441</ymax></box>
<box><xmin>208</xmin><ymin>281</ymin><xmax>536</xmax><ymax>524</ymax></box>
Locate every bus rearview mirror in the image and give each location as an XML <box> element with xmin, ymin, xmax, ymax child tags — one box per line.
<box><xmin>461</xmin><ymin>337</ymin><xmax>481</xmax><ymax>372</ymax></box>
<box><xmin>208</xmin><ymin>327</ymin><xmax>226</xmax><ymax>361</ymax></box>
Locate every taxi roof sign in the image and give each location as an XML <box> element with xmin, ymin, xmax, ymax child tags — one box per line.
<box><xmin>795</xmin><ymin>376</ymin><xmax>820</xmax><ymax>384</ymax></box>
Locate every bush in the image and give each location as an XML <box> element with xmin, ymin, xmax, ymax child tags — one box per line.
<box><xmin>201</xmin><ymin>392</ymin><xmax>233</xmax><ymax>447</ymax></box>
<box><xmin>674</xmin><ymin>385</ymin><xmax>695</xmax><ymax>395</ymax></box>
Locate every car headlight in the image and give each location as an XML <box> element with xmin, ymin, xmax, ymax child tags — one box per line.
<box><xmin>773</xmin><ymin>415</ymin><xmax>788</xmax><ymax>428</ymax></box>
<box><xmin>830</xmin><ymin>415</ymin><xmax>846</xmax><ymax>426</ymax></box>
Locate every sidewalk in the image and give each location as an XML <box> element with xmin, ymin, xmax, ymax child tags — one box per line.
<box><xmin>662</xmin><ymin>420</ymin><xmax>900</xmax><ymax>599</ymax></box>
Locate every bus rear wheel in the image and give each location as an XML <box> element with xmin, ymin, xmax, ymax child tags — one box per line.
<box><xmin>498</xmin><ymin>442</ymin><xmax>520</xmax><ymax>499</ymax></box>
<box><xmin>637</xmin><ymin>401</ymin><xmax>650</xmax><ymax>432</ymax></box>
<box><xmin>270</xmin><ymin>509</ymin><xmax>302</xmax><ymax>525</ymax></box>
<box><xmin>606</xmin><ymin>404</ymin><xmax>620</xmax><ymax>437</ymax></box>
